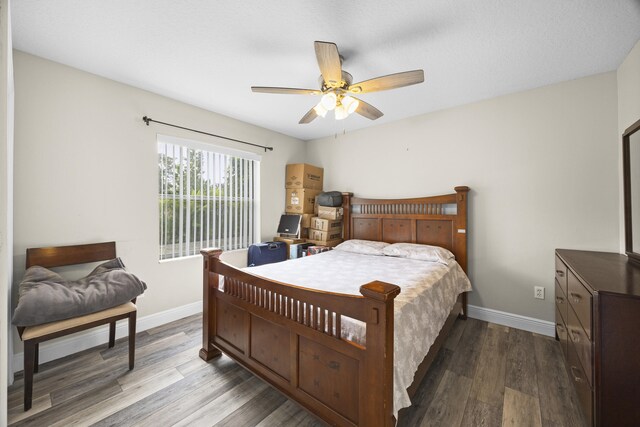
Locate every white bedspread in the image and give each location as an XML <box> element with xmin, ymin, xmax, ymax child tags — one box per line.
<box><xmin>244</xmin><ymin>250</ymin><xmax>472</xmax><ymax>416</ymax></box>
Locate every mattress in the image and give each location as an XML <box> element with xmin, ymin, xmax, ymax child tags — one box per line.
<box><xmin>244</xmin><ymin>249</ymin><xmax>472</xmax><ymax>416</ymax></box>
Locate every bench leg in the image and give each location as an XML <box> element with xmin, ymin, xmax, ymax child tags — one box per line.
<box><xmin>23</xmin><ymin>340</ymin><xmax>35</xmax><ymax>411</ymax></box>
<box><xmin>109</xmin><ymin>321</ymin><xmax>116</xmax><ymax>348</ymax></box>
<box><xmin>128</xmin><ymin>311</ymin><xmax>137</xmax><ymax>370</ymax></box>
<box><xmin>34</xmin><ymin>342</ymin><xmax>39</xmax><ymax>373</ymax></box>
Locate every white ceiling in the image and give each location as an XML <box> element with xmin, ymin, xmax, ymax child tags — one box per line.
<box><xmin>11</xmin><ymin>1</ymin><xmax>640</xmax><ymax>141</ymax></box>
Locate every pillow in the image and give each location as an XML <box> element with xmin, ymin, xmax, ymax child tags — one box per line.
<box><xmin>88</xmin><ymin>257</ymin><xmax>125</xmax><ymax>276</ymax></box>
<box><xmin>334</xmin><ymin>239</ymin><xmax>390</xmax><ymax>256</ymax></box>
<box><xmin>382</xmin><ymin>243</ymin><xmax>454</xmax><ymax>264</ymax></box>
<box><xmin>12</xmin><ymin>258</ymin><xmax>147</xmax><ymax>327</ymax></box>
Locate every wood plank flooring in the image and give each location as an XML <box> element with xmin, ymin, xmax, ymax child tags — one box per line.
<box><xmin>7</xmin><ymin>315</ymin><xmax>587</xmax><ymax>426</ymax></box>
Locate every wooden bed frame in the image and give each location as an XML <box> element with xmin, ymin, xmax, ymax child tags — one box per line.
<box><xmin>200</xmin><ymin>186</ymin><xmax>470</xmax><ymax>426</ymax></box>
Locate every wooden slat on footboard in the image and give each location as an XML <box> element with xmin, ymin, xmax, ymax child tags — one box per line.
<box><xmin>200</xmin><ymin>249</ymin><xmax>400</xmax><ymax>427</ymax></box>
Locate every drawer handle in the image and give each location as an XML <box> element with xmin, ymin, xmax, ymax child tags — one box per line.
<box><xmin>570</xmin><ymin>292</ymin><xmax>582</xmax><ymax>303</ymax></box>
<box><xmin>570</xmin><ymin>366</ymin><xmax>584</xmax><ymax>383</ymax></box>
<box><xmin>556</xmin><ymin>296</ymin><xmax>564</xmax><ymax>304</ymax></box>
<box><xmin>556</xmin><ymin>270</ymin><xmax>565</xmax><ymax>277</ymax></box>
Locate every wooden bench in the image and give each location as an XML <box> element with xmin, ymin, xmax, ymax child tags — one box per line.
<box><xmin>16</xmin><ymin>242</ymin><xmax>137</xmax><ymax>411</ymax></box>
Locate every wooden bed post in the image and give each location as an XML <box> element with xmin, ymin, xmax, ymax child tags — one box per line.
<box><xmin>342</xmin><ymin>192</ymin><xmax>353</xmax><ymax>240</ymax></box>
<box><xmin>360</xmin><ymin>281</ymin><xmax>401</xmax><ymax>427</ymax></box>
<box><xmin>200</xmin><ymin>248</ymin><xmax>223</xmax><ymax>361</ymax></box>
<box><xmin>454</xmin><ymin>186</ymin><xmax>470</xmax><ymax>318</ymax></box>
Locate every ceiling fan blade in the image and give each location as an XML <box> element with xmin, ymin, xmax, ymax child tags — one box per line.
<box><xmin>299</xmin><ymin>107</ymin><xmax>318</xmax><ymax>124</ymax></box>
<box><xmin>314</xmin><ymin>41</ymin><xmax>342</xmax><ymax>88</ymax></box>
<box><xmin>252</xmin><ymin>86</ymin><xmax>321</xmax><ymax>95</ymax></box>
<box><xmin>348</xmin><ymin>69</ymin><xmax>424</xmax><ymax>94</ymax></box>
<box><xmin>353</xmin><ymin>97</ymin><xmax>384</xmax><ymax>120</ymax></box>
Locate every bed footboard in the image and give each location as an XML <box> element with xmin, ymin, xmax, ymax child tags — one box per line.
<box><xmin>200</xmin><ymin>249</ymin><xmax>400</xmax><ymax>427</ymax></box>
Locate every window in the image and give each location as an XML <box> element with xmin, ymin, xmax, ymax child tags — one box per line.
<box><xmin>158</xmin><ymin>135</ymin><xmax>260</xmax><ymax>260</ymax></box>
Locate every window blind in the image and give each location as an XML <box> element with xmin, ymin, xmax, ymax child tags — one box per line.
<box><xmin>158</xmin><ymin>135</ymin><xmax>260</xmax><ymax>260</ymax></box>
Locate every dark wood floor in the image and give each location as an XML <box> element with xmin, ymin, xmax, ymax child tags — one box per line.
<box><xmin>7</xmin><ymin>314</ymin><xmax>586</xmax><ymax>426</ymax></box>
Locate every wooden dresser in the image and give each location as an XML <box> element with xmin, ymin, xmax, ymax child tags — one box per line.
<box><xmin>555</xmin><ymin>249</ymin><xmax>640</xmax><ymax>426</ymax></box>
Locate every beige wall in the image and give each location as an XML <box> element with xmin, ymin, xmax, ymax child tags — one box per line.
<box><xmin>12</xmin><ymin>51</ymin><xmax>305</xmax><ymax>351</ymax></box>
<box><xmin>617</xmin><ymin>39</ymin><xmax>640</xmax><ymax>251</ymax></box>
<box><xmin>307</xmin><ymin>72</ymin><xmax>620</xmax><ymax>322</ymax></box>
<box><xmin>618</xmin><ymin>40</ymin><xmax>640</xmax><ymax>134</ymax></box>
<box><xmin>10</xmin><ymin>41</ymin><xmax>635</xmax><ymax>364</ymax></box>
<box><xmin>1</xmin><ymin>0</ymin><xmax>14</xmax><ymax>417</ymax></box>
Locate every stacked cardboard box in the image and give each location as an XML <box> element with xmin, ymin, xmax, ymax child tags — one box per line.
<box><xmin>317</xmin><ymin>206</ymin><xmax>344</xmax><ymax>220</ymax></box>
<box><xmin>307</xmin><ymin>207</ymin><xmax>344</xmax><ymax>247</ymax></box>
<box><xmin>299</xmin><ymin>214</ymin><xmax>313</xmax><ymax>238</ymax></box>
<box><xmin>285</xmin><ymin>164</ymin><xmax>324</xmax><ymax>238</ymax></box>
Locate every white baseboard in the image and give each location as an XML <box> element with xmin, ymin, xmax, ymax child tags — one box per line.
<box><xmin>12</xmin><ymin>301</ymin><xmax>553</xmax><ymax>374</ymax></box>
<box><xmin>12</xmin><ymin>300</ymin><xmax>202</xmax><ymax>374</ymax></box>
<box><xmin>467</xmin><ymin>304</ymin><xmax>555</xmax><ymax>337</ymax></box>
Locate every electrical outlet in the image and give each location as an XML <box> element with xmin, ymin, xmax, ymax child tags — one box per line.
<box><xmin>534</xmin><ymin>286</ymin><xmax>545</xmax><ymax>300</ymax></box>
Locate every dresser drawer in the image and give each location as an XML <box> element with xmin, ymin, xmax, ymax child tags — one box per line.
<box><xmin>567</xmin><ymin>270</ymin><xmax>592</xmax><ymax>339</ymax></box>
<box><xmin>567</xmin><ymin>342</ymin><xmax>593</xmax><ymax>426</ymax></box>
<box><xmin>555</xmin><ymin>305</ymin><xmax>568</xmax><ymax>359</ymax></box>
<box><xmin>555</xmin><ymin>255</ymin><xmax>567</xmax><ymax>294</ymax></box>
<box><xmin>567</xmin><ymin>307</ymin><xmax>592</xmax><ymax>386</ymax></box>
<box><xmin>555</xmin><ymin>279</ymin><xmax>567</xmax><ymax>324</ymax></box>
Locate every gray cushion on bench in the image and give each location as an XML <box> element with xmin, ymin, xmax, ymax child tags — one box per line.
<box><xmin>12</xmin><ymin>258</ymin><xmax>147</xmax><ymax>327</ymax></box>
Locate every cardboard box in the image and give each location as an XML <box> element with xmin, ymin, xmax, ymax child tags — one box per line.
<box><xmin>309</xmin><ymin>225</ymin><xmax>341</xmax><ymax>239</ymax></box>
<box><xmin>286</xmin><ymin>188</ymin><xmax>321</xmax><ymax>214</ymax></box>
<box><xmin>273</xmin><ymin>236</ymin><xmax>305</xmax><ymax>259</ymax></box>
<box><xmin>306</xmin><ymin>238</ymin><xmax>343</xmax><ymax>248</ymax></box>
<box><xmin>317</xmin><ymin>206</ymin><xmax>344</xmax><ymax>220</ymax></box>
<box><xmin>273</xmin><ymin>236</ymin><xmax>305</xmax><ymax>245</ymax></box>
<box><xmin>310</xmin><ymin>217</ymin><xmax>342</xmax><ymax>232</ymax></box>
<box><xmin>286</xmin><ymin>163</ymin><xmax>324</xmax><ymax>190</ymax></box>
<box><xmin>300</xmin><ymin>227</ymin><xmax>309</xmax><ymax>239</ymax></box>
<box><xmin>309</xmin><ymin>229</ymin><xmax>342</xmax><ymax>242</ymax></box>
<box><xmin>300</xmin><ymin>213</ymin><xmax>313</xmax><ymax>228</ymax></box>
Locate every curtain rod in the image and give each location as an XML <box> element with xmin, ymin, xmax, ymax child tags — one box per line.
<box><xmin>142</xmin><ymin>116</ymin><xmax>274</xmax><ymax>152</ymax></box>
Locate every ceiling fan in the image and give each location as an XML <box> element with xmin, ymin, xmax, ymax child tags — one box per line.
<box><xmin>251</xmin><ymin>41</ymin><xmax>425</xmax><ymax>124</ymax></box>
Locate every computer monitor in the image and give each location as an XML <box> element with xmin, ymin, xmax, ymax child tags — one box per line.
<box><xmin>277</xmin><ymin>214</ymin><xmax>302</xmax><ymax>237</ymax></box>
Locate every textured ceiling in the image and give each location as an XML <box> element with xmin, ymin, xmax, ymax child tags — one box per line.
<box><xmin>11</xmin><ymin>0</ymin><xmax>640</xmax><ymax>141</ymax></box>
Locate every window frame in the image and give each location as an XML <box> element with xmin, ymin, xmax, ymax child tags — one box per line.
<box><xmin>157</xmin><ymin>134</ymin><xmax>261</xmax><ymax>261</ymax></box>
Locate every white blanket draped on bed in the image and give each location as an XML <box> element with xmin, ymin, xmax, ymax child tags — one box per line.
<box><xmin>243</xmin><ymin>250</ymin><xmax>472</xmax><ymax>416</ymax></box>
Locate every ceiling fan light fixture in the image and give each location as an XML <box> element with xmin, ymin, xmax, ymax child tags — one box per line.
<box><xmin>252</xmin><ymin>42</ymin><xmax>422</xmax><ymax>124</ymax></box>
<box><xmin>342</xmin><ymin>96</ymin><xmax>359</xmax><ymax>114</ymax></box>
<box><xmin>313</xmin><ymin>102</ymin><xmax>328</xmax><ymax>118</ymax></box>
<box><xmin>320</xmin><ymin>92</ymin><xmax>337</xmax><ymax>110</ymax></box>
<box><xmin>334</xmin><ymin>103</ymin><xmax>348</xmax><ymax>120</ymax></box>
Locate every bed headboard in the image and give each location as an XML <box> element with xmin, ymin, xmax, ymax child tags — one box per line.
<box><xmin>341</xmin><ymin>186</ymin><xmax>469</xmax><ymax>272</ymax></box>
